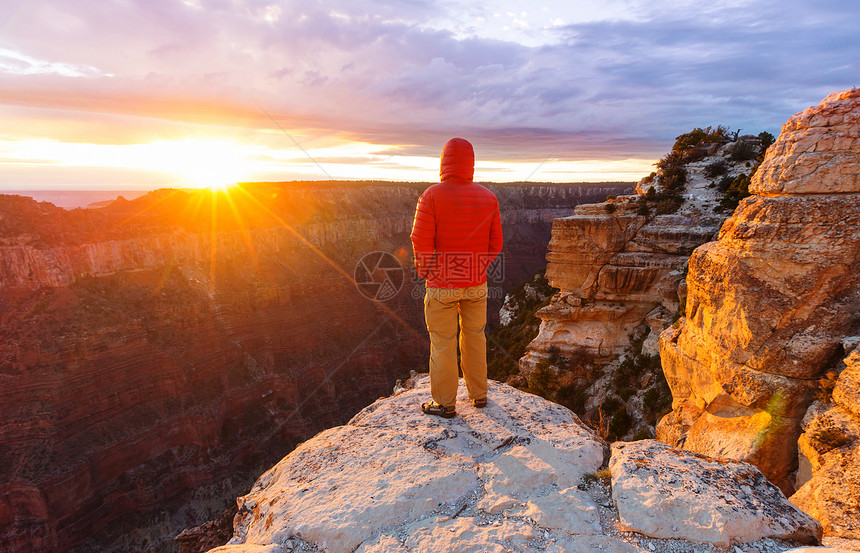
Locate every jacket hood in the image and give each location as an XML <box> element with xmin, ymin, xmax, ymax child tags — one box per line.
<box><xmin>440</xmin><ymin>137</ymin><xmax>475</xmax><ymax>183</ymax></box>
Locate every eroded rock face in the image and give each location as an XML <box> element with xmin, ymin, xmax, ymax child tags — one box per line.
<box><xmin>791</xmin><ymin>350</ymin><xmax>860</xmax><ymax>539</ymax></box>
<box><xmin>522</xmin><ymin>208</ymin><xmax>719</xmax><ymax>369</ymax></box>
<box><xmin>657</xmin><ymin>89</ymin><xmax>860</xmax><ymax>495</ymax></box>
<box><xmin>610</xmin><ymin>440</ymin><xmax>822</xmax><ymax>547</ymax></box>
<box><xmin>520</xmin><ymin>146</ymin><xmax>749</xmax><ymax>379</ymax></box>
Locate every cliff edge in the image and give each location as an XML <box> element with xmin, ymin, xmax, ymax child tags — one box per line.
<box><xmin>657</xmin><ymin>89</ymin><xmax>860</xmax><ymax>495</ymax></box>
<box><xmin>209</xmin><ymin>376</ymin><xmax>821</xmax><ymax>553</ymax></box>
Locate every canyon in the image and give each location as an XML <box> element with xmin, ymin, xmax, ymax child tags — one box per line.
<box><xmin>0</xmin><ymin>181</ymin><xmax>628</xmax><ymax>553</ymax></box>
<box><xmin>403</xmin><ymin>88</ymin><xmax>858</xmax><ymax>550</ymax></box>
<box><xmin>6</xmin><ymin>87</ymin><xmax>860</xmax><ymax>553</ymax></box>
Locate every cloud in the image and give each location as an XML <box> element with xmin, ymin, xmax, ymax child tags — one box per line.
<box><xmin>0</xmin><ymin>0</ymin><xmax>858</xmax><ymax>178</ymax></box>
<box><xmin>0</xmin><ymin>48</ymin><xmax>112</xmax><ymax>77</ymax></box>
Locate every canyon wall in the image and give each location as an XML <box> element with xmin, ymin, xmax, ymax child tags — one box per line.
<box><xmin>514</xmin><ymin>128</ymin><xmax>766</xmax><ymax>441</ymax></box>
<box><xmin>519</xmin><ymin>148</ymin><xmax>749</xmax><ymax>375</ymax></box>
<box><xmin>0</xmin><ymin>182</ymin><xmax>627</xmax><ymax>553</ymax></box>
<box><xmin>656</xmin><ymin>90</ymin><xmax>860</xmax><ymax>495</ymax></box>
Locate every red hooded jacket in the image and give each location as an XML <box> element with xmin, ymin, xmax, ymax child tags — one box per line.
<box><xmin>410</xmin><ymin>138</ymin><xmax>503</xmax><ymax>288</ymax></box>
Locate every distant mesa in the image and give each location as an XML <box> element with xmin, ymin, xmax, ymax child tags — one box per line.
<box><xmin>86</xmin><ymin>195</ymin><xmax>129</xmax><ymax>209</ymax></box>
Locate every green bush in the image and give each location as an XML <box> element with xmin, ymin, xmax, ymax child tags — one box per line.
<box><xmin>643</xmin><ymin>381</ymin><xmax>673</xmax><ymax>424</ymax></box>
<box><xmin>528</xmin><ymin>360</ymin><xmax>557</xmax><ymax>397</ymax></box>
<box><xmin>656</xmin><ymin>151</ymin><xmax>685</xmax><ymax>170</ymax></box>
<box><xmin>602</xmin><ymin>396</ymin><xmax>622</xmax><ymax>415</ymax></box>
<box><xmin>557</xmin><ymin>384</ymin><xmax>587</xmax><ymax>416</ymax></box>
<box><xmin>655</xmin><ymin>196</ymin><xmax>683</xmax><ymax>215</ymax></box>
<box><xmin>660</xmin><ymin>165</ymin><xmax>687</xmax><ymax>191</ymax></box>
<box><xmin>682</xmin><ymin>147</ymin><xmax>707</xmax><ymax>163</ymax></box>
<box><xmin>716</xmin><ymin>174</ymin><xmax>735</xmax><ymax>192</ymax></box>
<box><xmin>610</xmin><ymin>408</ymin><xmax>632</xmax><ymax>438</ymax></box>
<box><xmin>758</xmin><ymin>131</ymin><xmax>775</xmax><ymax>151</ymax></box>
<box><xmin>703</xmin><ymin>159</ymin><xmax>728</xmax><ymax>178</ymax></box>
<box><xmin>719</xmin><ymin>173</ymin><xmax>752</xmax><ymax>211</ymax></box>
<box><xmin>730</xmin><ymin>141</ymin><xmax>758</xmax><ymax>162</ymax></box>
<box><xmin>672</xmin><ymin>125</ymin><xmax>730</xmax><ymax>152</ymax></box>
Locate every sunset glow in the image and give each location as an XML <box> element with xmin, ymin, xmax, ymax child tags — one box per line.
<box><xmin>164</xmin><ymin>139</ymin><xmax>254</xmax><ymax>190</ymax></box>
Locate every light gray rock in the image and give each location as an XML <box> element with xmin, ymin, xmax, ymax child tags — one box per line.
<box><xmin>609</xmin><ymin>440</ymin><xmax>823</xmax><ymax>548</ymax></box>
<box><xmin>785</xmin><ymin>547</ymin><xmax>853</xmax><ymax>553</ymax></box>
<box><xmin>219</xmin><ymin>376</ymin><xmax>606</xmax><ymax>553</ymax></box>
<box><xmin>209</xmin><ymin>546</ymin><xmax>287</xmax><ymax>553</ymax></box>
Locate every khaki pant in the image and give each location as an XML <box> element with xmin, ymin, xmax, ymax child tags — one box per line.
<box><xmin>424</xmin><ymin>283</ymin><xmax>489</xmax><ymax>408</ymax></box>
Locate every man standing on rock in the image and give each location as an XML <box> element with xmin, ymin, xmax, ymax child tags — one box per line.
<box><xmin>410</xmin><ymin>137</ymin><xmax>503</xmax><ymax>418</ymax></box>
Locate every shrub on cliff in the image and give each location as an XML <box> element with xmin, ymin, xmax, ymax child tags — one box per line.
<box><xmin>487</xmin><ymin>270</ymin><xmax>557</xmax><ymax>382</ymax></box>
<box><xmin>655</xmin><ymin>195</ymin><xmax>684</xmax><ymax>215</ymax></box>
<box><xmin>729</xmin><ymin>140</ymin><xmax>758</xmax><ymax>162</ymax></box>
<box><xmin>681</xmin><ymin>147</ymin><xmax>707</xmax><ymax>164</ymax></box>
<box><xmin>672</xmin><ymin>125</ymin><xmax>731</xmax><ymax>152</ymax></box>
<box><xmin>556</xmin><ymin>383</ymin><xmax>587</xmax><ymax>415</ymax></box>
<box><xmin>610</xmin><ymin>407</ymin><xmax>633</xmax><ymax>438</ymax></box>
<box><xmin>757</xmin><ymin>131</ymin><xmax>775</xmax><ymax>151</ymax></box>
<box><xmin>703</xmin><ymin>159</ymin><xmax>728</xmax><ymax>178</ymax></box>
<box><xmin>641</xmin><ymin>172</ymin><xmax>656</xmax><ymax>185</ymax></box>
<box><xmin>643</xmin><ymin>380</ymin><xmax>672</xmax><ymax>424</ymax></box>
<box><xmin>718</xmin><ymin>172</ymin><xmax>753</xmax><ymax>211</ymax></box>
<box><xmin>660</xmin><ymin>165</ymin><xmax>687</xmax><ymax>191</ymax></box>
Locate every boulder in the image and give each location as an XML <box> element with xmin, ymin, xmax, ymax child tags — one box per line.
<box><xmin>610</xmin><ymin>440</ymin><xmax>822</xmax><ymax>548</ymax></box>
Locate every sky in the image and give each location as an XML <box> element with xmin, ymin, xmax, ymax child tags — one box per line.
<box><xmin>0</xmin><ymin>0</ymin><xmax>858</xmax><ymax>190</ymax></box>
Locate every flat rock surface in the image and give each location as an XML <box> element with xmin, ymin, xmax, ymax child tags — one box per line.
<box><xmin>610</xmin><ymin>440</ymin><xmax>823</xmax><ymax>548</ymax></box>
<box><xmin>217</xmin><ymin>376</ymin><xmax>608</xmax><ymax>553</ymax></box>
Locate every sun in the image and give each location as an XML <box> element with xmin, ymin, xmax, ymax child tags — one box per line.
<box><xmin>157</xmin><ymin>138</ymin><xmax>254</xmax><ymax>191</ymax></box>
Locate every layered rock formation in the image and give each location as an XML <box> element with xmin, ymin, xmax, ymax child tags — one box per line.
<box><xmin>0</xmin><ymin>181</ymin><xmax>627</xmax><ymax>553</ymax></box>
<box><xmin>514</xmin><ymin>130</ymin><xmax>765</xmax><ymax>442</ymax></box>
<box><xmin>657</xmin><ymin>90</ymin><xmax>860</xmax><ymax>495</ymax></box>
<box><xmin>520</xmin><ymin>140</ymin><xmax>752</xmax><ymax>373</ymax></box>
<box><xmin>791</xmin><ymin>347</ymin><xmax>860</xmax><ymax>539</ymax></box>
<box><xmin>211</xmin><ymin>376</ymin><xmax>821</xmax><ymax>553</ymax></box>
